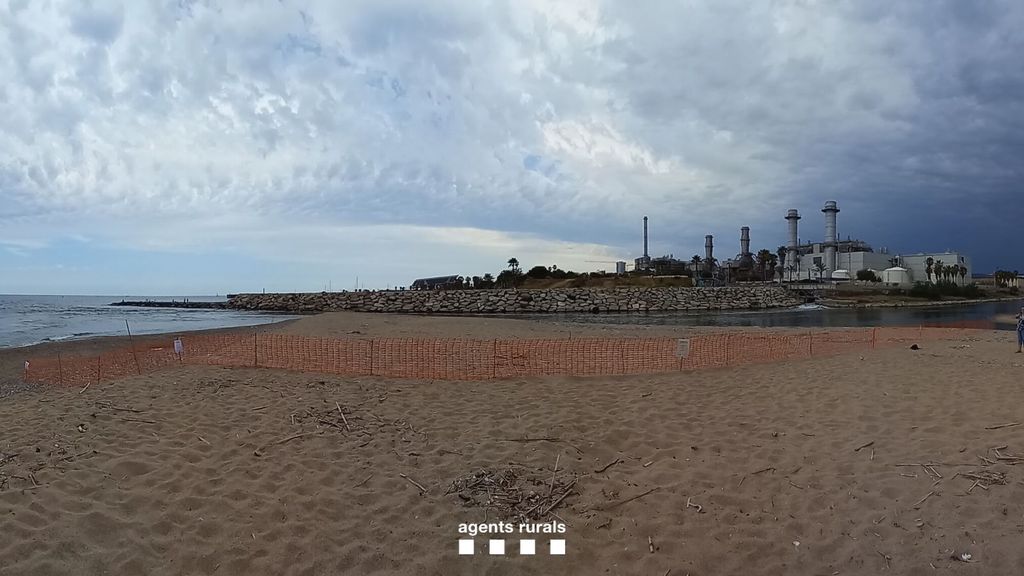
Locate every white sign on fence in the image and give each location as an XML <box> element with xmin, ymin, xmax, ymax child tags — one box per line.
<box><xmin>675</xmin><ymin>339</ymin><xmax>690</xmax><ymax>358</ymax></box>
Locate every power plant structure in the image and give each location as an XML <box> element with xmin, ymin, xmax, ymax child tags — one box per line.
<box><xmin>822</xmin><ymin>200</ymin><xmax>840</xmax><ymax>275</ymax></box>
<box><xmin>633</xmin><ymin>216</ymin><xmax>688</xmax><ymax>275</ymax></box>
<box><xmin>785</xmin><ymin>209</ymin><xmax>800</xmax><ymax>279</ymax></box>
<box><xmin>783</xmin><ymin>200</ymin><xmax>972</xmax><ymax>285</ymax></box>
<box><xmin>624</xmin><ymin>204</ymin><xmax>973</xmax><ymax>287</ymax></box>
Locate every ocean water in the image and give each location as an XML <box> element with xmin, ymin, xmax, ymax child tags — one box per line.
<box><xmin>0</xmin><ymin>295</ymin><xmax>296</xmax><ymax>349</ymax></box>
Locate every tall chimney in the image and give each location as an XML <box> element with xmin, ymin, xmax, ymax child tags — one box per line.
<box><xmin>704</xmin><ymin>234</ymin><xmax>714</xmax><ymax>264</ymax></box>
<box><xmin>643</xmin><ymin>216</ymin><xmax>649</xmax><ymax>258</ymax></box>
<box><xmin>740</xmin><ymin>226</ymin><xmax>751</xmax><ymax>256</ymax></box>
<box><xmin>822</xmin><ymin>201</ymin><xmax>839</xmax><ymax>275</ymax></box>
<box><xmin>785</xmin><ymin>209</ymin><xmax>800</xmax><ymax>277</ymax></box>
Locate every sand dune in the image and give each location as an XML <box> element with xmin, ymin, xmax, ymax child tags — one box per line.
<box><xmin>2</xmin><ymin>315</ymin><xmax>1024</xmax><ymax>575</ymax></box>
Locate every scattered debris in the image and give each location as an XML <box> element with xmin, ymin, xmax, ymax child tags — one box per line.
<box><xmin>685</xmin><ymin>497</ymin><xmax>704</xmax><ymax>513</ymax></box>
<box><xmin>446</xmin><ymin>466</ymin><xmax>578</xmax><ymax>522</ymax></box>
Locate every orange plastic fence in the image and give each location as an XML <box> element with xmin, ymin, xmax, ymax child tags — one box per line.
<box><xmin>22</xmin><ymin>324</ymin><xmax>997</xmax><ymax>387</ymax></box>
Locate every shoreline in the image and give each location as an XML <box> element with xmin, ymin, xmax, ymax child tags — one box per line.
<box><xmin>819</xmin><ymin>294</ymin><xmax>1021</xmax><ymax>309</ymax></box>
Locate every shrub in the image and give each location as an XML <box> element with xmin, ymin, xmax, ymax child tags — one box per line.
<box><xmin>908</xmin><ymin>281</ymin><xmax>982</xmax><ymax>300</ymax></box>
<box><xmin>856</xmin><ymin>269</ymin><xmax>880</xmax><ymax>282</ymax></box>
<box><xmin>525</xmin><ymin>265</ymin><xmax>551</xmax><ymax>279</ymax></box>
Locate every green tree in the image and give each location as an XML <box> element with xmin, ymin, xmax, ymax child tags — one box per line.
<box><xmin>526</xmin><ymin>265</ymin><xmax>550</xmax><ymax>279</ymax></box>
<box><xmin>814</xmin><ymin>261</ymin><xmax>826</xmax><ymax>281</ymax></box>
<box><xmin>507</xmin><ymin>258</ymin><xmax>520</xmax><ymax>272</ymax></box>
<box><xmin>756</xmin><ymin>249</ymin><xmax>773</xmax><ymax>281</ymax></box>
<box><xmin>926</xmin><ymin>257</ymin><xmax>934</xmax><ymax>282</ymax></box>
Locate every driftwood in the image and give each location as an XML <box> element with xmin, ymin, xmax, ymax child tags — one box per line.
<box><xmin>594</xmin><ymin>458</ymin><xmax>623</xmax><ymax>474</ymax></box>
<box><xmin>600</xmin><ymin>487</ymin><xmax>660</xmax><ymax>511</ymax></box>
<box><xmin>254</xmin><ymin>432</ymin><xmax>314</xmax><ymax>457</ymax></box>
<box><xmin>446</xmin><ymin>466</ymin><xmax>578</xmax><ymax>522</ymax></box>
<box><xmin>985</xmin><ymin>422</ymin><xmax>1021</xmax><ymax>430</ymax></box>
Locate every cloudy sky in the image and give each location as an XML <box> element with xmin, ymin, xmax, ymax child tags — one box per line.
<box><xmin>1</xmin><ymin>0</ymin><xmax>1022</xmax><ymax>294</ymax></box>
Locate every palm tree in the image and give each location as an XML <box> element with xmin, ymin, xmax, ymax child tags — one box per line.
<box><xmin>926</xmin><ymin>257</ymin><xmax>934</xmax><ymax>283</ymax></box>
<box><xmin>959</xmin><ymin>265</ymin><xmax>967</xmax><ymax>286</ymax></box>
<box><xmin>766</xmin><ymin>253</ymin><xmax>779</xmax><ymax>282</ymax></box>
<box><xmin>756</xmin><ymin>249</ymin><xmax>773</xmax><ymax>281</ymax></box>
<box><xmin>813</xmin><ymin>261</ymin><xmax>827</xmax><ymax>281</ymax></box>
<box><xmin>507</xmin><ymin>258</ymin><xmax>519</xmax><ymax>272</ymax></box>
<box><xmin>690</xmin><ymin>255</ymin><xmax>702</xmax><ymax>275</ymax></box>
<box><xmin>932</xmin><ymin>259</ymin><xmax>944</xmax><ymax>283</ymax></box>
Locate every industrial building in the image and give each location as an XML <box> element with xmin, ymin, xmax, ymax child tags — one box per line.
<box><xmin>410</xmin><ymin>275</ymin><xmax>464</xmax><ymax>290</ymax></box>
<box><xmin>897</xmin><ymin>252</ymin><xmax>972</xmax><ymax>286</ymax></box>
<box><xmin>781</xmin><ymin>200</ymin><xmax>972</xmax><ymax>285</ymax></box>
<box><xmin>625</xmin><ymin>203</ymin><xmax>972</xmax><ymax>287</ymax></box>
<box><xmin>634</xmin><ymin>215</ymin><xmax>690</xmax><ymax>274</ymax></box>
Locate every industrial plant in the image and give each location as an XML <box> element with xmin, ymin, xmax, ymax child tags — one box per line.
<box><xmin>628</xmin><ymin>200</ymin><xmax>972</xmax><ymax>287</ymax></box>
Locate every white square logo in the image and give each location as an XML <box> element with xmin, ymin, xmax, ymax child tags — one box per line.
<box><xmin>458</xmin><ymin>539</ymin><xmax>474</xmax><ymax>555</ymax></box>
<box><xmin>519</xmin><ymin>539</ymin><xmax>536</xmax><ymax>555</ymax></box>
<box><xmin>489</xmin><ymin>539</ymin><xmax>505</xmax><ymax>555</ymax></box>
<box><xmin>550</xmin><ymin>539</ymin><xmax>566</xmax><ymax>555</ymax></box>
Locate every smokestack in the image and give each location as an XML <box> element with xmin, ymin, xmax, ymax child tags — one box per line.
<box><xmin>704</xmin><ymin>234</ymin><xmax>714</xmax><ymax>263</ymax></box>
<box><xmin>822</xmin><ymin>201</ymin><xmax>840</xmax><ymax>274</ymax></box>
<box><xmin>740</xmin><ymin>226</ymin><xmax>751</xmax><ymax>256</ymax></box>
<box><xmin>785</xmin><ymin>209</ymin><xmax>800</xmax><ymax>276</ymax></box>
<box><xmin>643</xmin><ymin>216</ymin><xmax>649</xmax><ymax>258</ymax></box>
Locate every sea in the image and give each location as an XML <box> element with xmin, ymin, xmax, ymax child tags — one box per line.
<box><xmin>0</xmin><ymin>295</ymin><xmax>296</xmax><ymax>349</ymax></box>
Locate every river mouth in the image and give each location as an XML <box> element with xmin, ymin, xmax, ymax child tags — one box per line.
<box><xmin>499</xmin><ymin>301</ymin><xmax>1021</xmax><ymax>330</ymax></box>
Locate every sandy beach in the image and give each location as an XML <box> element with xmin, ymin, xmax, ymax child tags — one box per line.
<box><xmin>2</xmin><ymin>312</ymin><xmax>1024</xmax><ymax>575</ymax></box>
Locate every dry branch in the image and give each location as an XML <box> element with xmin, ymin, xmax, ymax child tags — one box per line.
<box><xmin>594</xmin><ymin>458</ymin><xmax>623</xmax><ymax>473</ymax></box>
<box><xmin>118</xmin><ymin>417</ymin><xmax>156</xmax><ymax>424</ymax></box>
<box><xmin>985</xmin><ymin>422</ymin><xmax>1021</xmax><ymax>430</ymax></box>
<box><xmin>400</xmin><ymin>473</ymin><xmax>428</xmax><ymax>493</ymax></box>
<box><xmin>602</xmin><ymin>487</ymin><xmax>660</xmax><ymax>511</ymax></box>
<box><xmin>912</xmin><ymin>491</ymin><xmax>935</xmax><ymax>509</ymax></box>
<box><xmin>253</xmin><ymin>432</ymin><xmax>314</xmax><ymax>457</ymax></box>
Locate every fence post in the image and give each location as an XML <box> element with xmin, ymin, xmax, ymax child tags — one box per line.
<box><xmin>871</xmin><ymin>327</ymin><xmax>877</xmax><ymax>349</ymax></box>
<box><xmin>492</xmin><ymin>339</ymin><xmax>497</xmax><ymax>379</ymax></box>
<box><xmin>125</xmin><ymin>320</ymin><xmax>142</xmax><ymax>375</ymax></box>
<box><xmin>57</xmin><ymin>352</ymin><xmax>64</xmax><ymax>386</ymax></box>
<box><xmin>808</xmin><ymin>332</ymin><xmax>813</xmax><ymax>357</ymax></box>
<box><xmin>97</xmin><ymin>356</ymin><xmax>101</xmax><ymax>385</ymax></box>
<box><xmin>253</xmin><ymin>330</ymin><xmax>258</xmax><ymax>367</ymax></box>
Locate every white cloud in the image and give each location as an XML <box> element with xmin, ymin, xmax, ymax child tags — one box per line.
<box><xmin>1</xmin><ymin>0</ymin><xmax>1022</xmax><ymax>292</ymax></box>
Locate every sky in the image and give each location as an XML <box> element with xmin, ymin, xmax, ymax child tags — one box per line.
<box><xmin>1</xmin><ymin>0</ymin><xmax>1022</xmax><ymax>295</ymax></box>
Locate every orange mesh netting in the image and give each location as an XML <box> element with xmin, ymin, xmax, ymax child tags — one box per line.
<box><xmin>21</xmin><ymin>323</ymin><xmax>998</xmax><ymax>387</ymax></box>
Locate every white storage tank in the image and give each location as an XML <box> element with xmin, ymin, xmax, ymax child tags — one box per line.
<box><xmin>881</xmin><ymin>266</ymin><xmax>912</xmax><ymax>287</ymax></box>
<box><xmin>831</xmin><ymin>269</ymin><xmax>851</xmax><ymax>282</ymax></box>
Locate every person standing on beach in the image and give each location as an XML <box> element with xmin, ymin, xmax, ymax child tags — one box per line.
<box><xmin>1017</xmin><ymin>307</ymin><xmax>1024</xmax><ymax>353</ymax></box>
